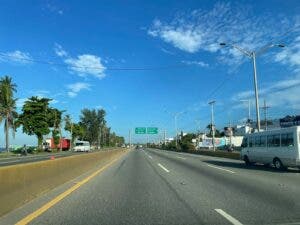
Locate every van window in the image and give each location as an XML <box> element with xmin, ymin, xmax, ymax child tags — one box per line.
<box><xmin>274</xmin><ymin>135</ymin><xmax>280</xmax><ymax>147</ymax></box>
<box><xmin>260</xmin><ymin>136</ymin><xmax>266</xmax><ymax>147</ymax></box>
<box><xmin>268</xmin><ymin>134</ymin><xmax>280</xmax><ymax>147</ymax></box>
<box><xmin>255</xmin><ymin>136</ymin><xmax>260</xmax><ymax>147</ymax></box>
<box><xmin>281</xmin><ymin>134</ymin><xmax>288</xmax><ymax>146</ymax></box>
<box><xmin>267</xmin><ymin>135</ymin><xmax>273</xmax><ymax>147</ymax></box>
<box><xmin>249</xmin><ymin>137</ymin><xmax>253</xmax><ymax>147</ymax></box>
<box><xmin>281</xmin><ymin>133</ymin><xmax>294</xmax><ymax>147</ymax></box>
<box><xmin>76</xmin><ymin>143</ymin><xmax>84</xmax><ymax>146</ymax></box>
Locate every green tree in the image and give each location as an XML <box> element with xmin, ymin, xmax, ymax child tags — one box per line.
<box><xmin>64</xmin><ymin>114</ymin><xmax>85</xmax><ymax>147</ymax></box>
<box><xmin>17</xmin><ymin>97</ymin><xmax>57</xmax><ymax>149</ymax></box>
<box><xmin>97</xmin><ymin>109</ymin><xmax>106</xmax><ymax>148</ymax></box>
<box><xmin>73</xmin><ymin>123</ymin><xmax>85</xmax><ymax>141</ymax></box>
<box><xmin>49</xmin><ymin>108</ymin><xmax>62</xmax><ymax>150</ymax></box>
<box><xmin>52</xmin><ymin>129</ymin><xmax>60</xmax><ymax>149</ymax></box>
<box><xmin>0</xmin><ymin>76</ymin><xmax>18</xmax><ymax>152</ymax></box>
<box><xmin>79</xmin><ymin>108</ymin><xmax>106</xmax><ymax>148</ymax></box>
<box><xmin>206</xmin><ymin>124</ymin><xmax>223</xmax><ymax>137</ymax></box>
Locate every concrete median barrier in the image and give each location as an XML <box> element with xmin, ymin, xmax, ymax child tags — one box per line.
<box><xmin>0</xmin><ymin>148</ymin><xmax>127</xmax><ymax>217</ymax></box>
<box><xmin>190</xmin><ymin>150</ymin><xmax>241</xmax><ymax>160</ymax></box>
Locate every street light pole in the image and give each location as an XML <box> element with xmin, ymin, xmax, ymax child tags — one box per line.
<box><xmin>252</xmin><ymin>52</ymin><xmax>261</xmax><ymax>131</ymax></box>
<box><xmin>164</xmin><ymin>109</ymin><xmax>185</xmax><ymax>148</ymax></box>
<box><xmin>208</xmin><ymin>101</ymin><xmax>216</xmax><ymax>151</ymax></box>
<box><xmin>220</xmin><ymin>42</ymin><xmax>284</xmax><ymax>132</ymax></box>
<box><xmin>175</xmin><ymin>114</ymin><xmax>178</xmax><ymax>148</ymax></box>
<box><xmin>129</xmin><ymin>129</ymin><xmax>131</xmax><ymax>149</ymax></box>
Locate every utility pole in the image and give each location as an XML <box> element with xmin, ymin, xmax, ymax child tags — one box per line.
<box><xmin>229</xmin><ymin>118</ymin><xmax>232</xmax><ymax>149</ymax></box>
<box><xmin>70</xmin><ymin>119</ymin><xmax>73</xmax><ymax>151</ymax></box>
<box><xmin>261</xmin><ymin>99</ymin><xmax>270</xmax><ymax>130</ymax></box>
<box><xmin>59</xmin><ymin>122</ymin><xmax>62</xmax><ymax>152</ymax></box>
<box><xmin>98</xmin><ymin>126</ymin><xmax>101</xmax><ymax>150</ymax></box>
<box><xmin>208</xmin><ymin>101</ymin><xmax>216</xmax><ymax>151</ymax></box>
<box><xmin>147</xmin><ymin>134</ymin><xmax>149</xmax><ymax>148</ymax></box>
<box><xmin>164</xmin><ymin>129</ymin><xmax>166</xmax><ymax>146</ymax></box>
<box><xmin>175</xmin><ymin>115</ymin><xmax>178</xmax><ymax>148</ymax></box>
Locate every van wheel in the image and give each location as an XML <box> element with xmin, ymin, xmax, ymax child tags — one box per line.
<box><xmin>273</xmin><ymin>158</ymin><xmax>285</xmax><ymax>170</ymax></box>
<box><xmin>244</xmin><ymin>155</ymin><xmax>251</xmax><ymax>166</ymax></box>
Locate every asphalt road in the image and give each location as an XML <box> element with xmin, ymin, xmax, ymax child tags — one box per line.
<box><xmin>0</xmin><ymin>151</ymin><xmax>86</xmax><ymax>167</ymax></box>
<box><xmin>2</xmin><ymin>148</ymin><xmax>300</xmax><ymax>225</ymax></box>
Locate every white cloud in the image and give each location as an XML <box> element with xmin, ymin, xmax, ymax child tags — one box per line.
<box><xmin>65</xmin><ymin>55</ymin><xmax>106</xmax><ymax>79</ymax></box>
<box><xmin>50</xmin><ymin>99</ymin><xmax>59</xmax><ymax>104</ymax></box>
<box><xmin>54</xmin><ymin>43</ymin><xmax>68</xmax><ymax>57</ymax></box>
<box><xmin>181</xmin><ymin>60</ymin><xmax>209</xmax><ymax>67</ymax></box>
<box><xmin>160</xmin><ymin>47</ymin><xmax>175</xmax><ymax>55</ymax></box>
<box><xmin>274</xmin><ymin>35</ymin><xmax>300</xmax><ymax>71</ymax></box>
<box><xmin>232</xmin><ymin>73</ymin><xmax>300</xmax><ymax>109</ymax></box>
<box><xmin>54</xmin><ymin>44</ymin><xmax>106</xmax><ymax>79</ymax></box>
<box><xmin>148</xmin><ymin>2</ymin><xmax>297</xmax><ymax>65</ymax></box>
<box><xmin>149</xmin><ymin>24</ymin><xmax>203</xmax><ymax>53</ymax></box>
<box><xmin>16</xmin><ymin>95</ymin><xmax>58</xmax><ymax>108</ymax></box>
<box><xmin>0</xmin><ymin>50</ymin><xmax>32</xmax><ymax>64</ymax></box>
<box><xmin>67</xmin><ymin>82</ymin><xmax>90</xmax><ymax>98</ymax></box>
<box><xmin>16</xmin><ymin>98</ymin><xmax>28</xmax><ymax>108</ymax></box>
<box><xmin>45</xmin><ymin>3</ymin><xmax>64</xmax><ymax>15</ymax></box>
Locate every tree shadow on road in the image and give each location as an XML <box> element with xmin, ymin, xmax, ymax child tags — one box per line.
<box><xmin>203</xmin><ymin>160</ymin><xmax>300</xmax><ymax>173</ymax></box>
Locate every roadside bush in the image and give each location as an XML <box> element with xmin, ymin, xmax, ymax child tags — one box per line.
<box><xmin>180</xmin><ymin>142</ymin><xmax>195</xmax><ymax>152</ymax></box>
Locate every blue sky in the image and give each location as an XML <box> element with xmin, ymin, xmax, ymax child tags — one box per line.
<box><xmin>0</xmin><ymin>0</ymin><xmax>300</xmax><ymax>145</ymax></box>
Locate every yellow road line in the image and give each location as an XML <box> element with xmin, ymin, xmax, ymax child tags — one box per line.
<box><xmin>15</xmin><ymin>155</ymin><xmax>123</xmax><ymax>225</ymax></box>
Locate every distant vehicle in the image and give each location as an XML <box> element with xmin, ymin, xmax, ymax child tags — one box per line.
<box><xmin>241</xmin><ymin>126</ymin><xmax>300</xmax><ymax>170</ymax></box>
<box><xmin>73</xmin><ymin>141</ymin><xmax>91</xmax><ymax>152</ymax></box>
<box><xmin>42</xmin><ymin>142</ymin><xmax>51</xmax><ymax>152</ymax></box>
<box><xmin>43</xmin><ymin>138</ymin><xmax>71</xmax><ymax>151</ymax></box>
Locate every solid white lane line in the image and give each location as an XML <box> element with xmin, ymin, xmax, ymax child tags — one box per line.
<box><xmin>207</xmin><ymin>164</ymin><xmax>235</xmax><ymax>174</ymax></box>
<box><xmin>215</xmin><ymin>209</ymin><xmax>243</xmax><ymax>225</ymax></box>
<box><xmin>158</xmin><ymin>163</ymin><xmax>170</xmax><ymax>173</ymax></box>
<box><xmin>148</xmin><ymin>155</ymin><xmax>153</xmax><ymax>159</ymax></box>
<box><xmin>176</xmin><ymin>156</ymin><xmax>186</xmax><ymax>160</ymax></box>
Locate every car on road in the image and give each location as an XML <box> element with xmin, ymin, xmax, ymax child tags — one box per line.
<box><xmin>73</xmin><ymin>141</ymin><xmax>91</xmax><ymax>152</ymax></box>
<box><xmin>241</xmin><ymin>126</ymin><xmax>300</xmax><ymax>170</ymax></box>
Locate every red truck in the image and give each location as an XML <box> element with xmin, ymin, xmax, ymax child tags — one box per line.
<box><xmin>43</xmin><ymin>138</ymin><xmax>71</xmax><ymax>151</ymax></box>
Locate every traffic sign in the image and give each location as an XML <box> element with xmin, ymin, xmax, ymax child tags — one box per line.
<box><xmin>147</xmin><ymin>127</ymin><xmax>158</xmax><ymax>134</ymax></box>
<box><xmin>135</xmin><ymin>127</ymin><xmax>146</xmax><ymax>134</ymax></box>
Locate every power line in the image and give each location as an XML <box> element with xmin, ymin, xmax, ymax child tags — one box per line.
<box><xmin>0</xmin><ymin>52</ymin><xmax>190</xmax><ymax>71</ymax></box>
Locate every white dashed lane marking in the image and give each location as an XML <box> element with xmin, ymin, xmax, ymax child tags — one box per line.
<box><xmin>158</xmin><ymin>163</ymin><xmax>170</xmax><ymax>173</ymax></box>
<box><xmin>215</xmin><ymin>209</ymin><xmax>243</xmax><ymax>225</ymax></box>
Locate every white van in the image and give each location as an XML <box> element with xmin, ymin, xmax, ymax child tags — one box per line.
<box><xmin>241</xmin><ymin>126</ymin><xmax>300</xmax><ymax>170</ymax></box>
<box><xmin>73</xmin><ymin>141</ymin><xmax>91</xmax><ymax>152</ymax></box>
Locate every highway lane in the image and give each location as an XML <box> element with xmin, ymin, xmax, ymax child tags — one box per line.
<box><xmin>0</xmin><ymin>151</ymin><xmax>87</xmax><ymax>167</ymax></box>
<box><xmin>1</xmin><ymin>148</ymin><xmax>300</xmax><ymax>225</ymax></box>
<box><xmin>146</xmin><ymin>148</ymin><xmax>300</xmax><ymax>224</ymax></box>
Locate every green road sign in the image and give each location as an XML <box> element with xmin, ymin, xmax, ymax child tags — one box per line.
<box><xmin>147</xmin><ymin>127</ymin><xmax>158</xmax><ymax>134</ymax></box>
<box><xmin>135</xmin><ymin>127</ymin><xmax>146</xmax><ymax>134</ymax></box>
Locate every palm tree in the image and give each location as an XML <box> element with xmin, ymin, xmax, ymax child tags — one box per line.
<box><xmin>0</xmin><ymin>76</ymin><xmax>18</xmax><ymax>152</ymax></box>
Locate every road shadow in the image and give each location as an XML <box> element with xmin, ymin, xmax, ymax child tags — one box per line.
<box><xmin>203</xmin><ymin>160</ymin><xmax>300</xmax><ymax>173</ymax></box>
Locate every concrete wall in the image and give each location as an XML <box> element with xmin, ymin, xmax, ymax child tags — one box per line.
<box><xmin>0</xmin><ymin>149</ymin><xmax>127</xmax><ymax>217</ymax></box>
